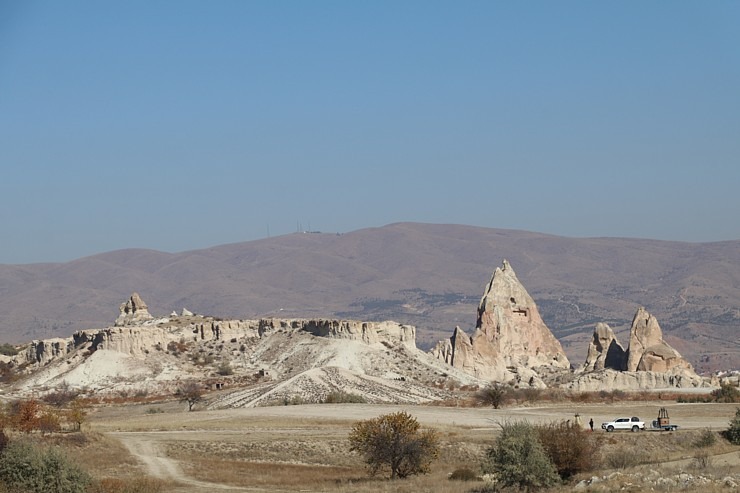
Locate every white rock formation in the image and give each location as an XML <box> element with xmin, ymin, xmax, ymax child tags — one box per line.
<box><xmin>625</xmin><ymin>307</ymin><xmax>693</xmax><ymax>373</ymax></box>
<box><xmin>566</xmin><ymin>368</ymin><xmax>704</xmax><ymax>391</ymax></box>
<box><xmin>432</xmin><ymin>260</ymin><xmax>569</xmax><ymax>383</ymax></box>
<box><xmin>115</xmin><ymin>293</ymin><xmax>154</xmax><ymax>326</ymax></box>
<box><xmin>582</xmin><ymin>322</ymin><xmax>627</xmax><ymax>371</ymax></box>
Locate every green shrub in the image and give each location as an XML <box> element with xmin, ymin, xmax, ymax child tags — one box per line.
<box><xmin>448</xmin><ymin>467</ymin><xmax>478</xmax><ymax>481</ymax></box>
<box><xmin>0</xmin><ymin>440</ymin><xmax>91</xmax><ymax>493</ymax></box>
<box><xmin>0</xmin><ymin>344</ymin><xmax>18</xmax><ymax>357</ymax></box>
<box><xmin>535</xmin><ymin>421</ymin><xmax>601</xmax><ymax>479</ymax></box>
<box><xmin>216</xmin><ymin>362</ymin><xmax>233</xmax><ymax>376</ymax></box>
<box><xmin>723</xmin><ymin>407</ymin><xmax>740</xmax><ymax>445</ymax></box>
<box><xmin>482</xmin><ymin>421</ymin><xmax>559</xmax><ymax>490</ymax></box>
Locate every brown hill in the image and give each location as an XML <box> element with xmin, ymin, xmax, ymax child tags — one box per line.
<box><xmin>1</xmin><ymin>222</ymin><xmax>738</xmax><ymax>372</ymax></box>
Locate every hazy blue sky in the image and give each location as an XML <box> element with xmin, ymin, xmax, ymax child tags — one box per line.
<box><xmin>1</xmin><ymin>1</ymin><xmax>739</xmax><ymax>264</ymax></box>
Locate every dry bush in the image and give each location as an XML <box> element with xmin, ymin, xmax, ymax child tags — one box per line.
<box><xmin>474</xmin><ymin>383</ymin><xmax>509</xmax><ymax>409</ymax></box>
<box><xmin>604</xmin><ymin>446</ymin><xmax>647</xmax><ymax>470</ymax></box>
<box><xmin>36</xmin><ymin>410</ymin><xmax>61</xmax><ymax>434</ymax></box>
<box><xmin>693</xmin><ymin>428</ymin><xmax>718</xmax><ymax>448</ymax></box>
<box><xmin>448</xmin><ymin>467</ymin><xmax>478</xmax><ymax>481</ymax></box>
<box><xmin>87</xmin><ymin>477</ymin><xmax>169</xmax><ymax>493</ymax></box>
<box><xmin>691</xmin><ymin>450</ymin><xmax>713</xmax><ymax>470</ymax></box>
<box><xmin>349</xmin><ymin>411</ymin><xmax>439</xmax><ymax>479</ymax></box>
<box><xmin>711</xmin><ymin>383</ymin><xmax>740</xmax><ymax>403</ymax></box>
<box><xmin>536</xmin><ymin>421</ymin><xmax>601</xmax><ymax>479</ymax></box>
<box><xmin>42</xmin><ymin>383</ymin><xmax>79</xmax><ymax>408</ymax></box>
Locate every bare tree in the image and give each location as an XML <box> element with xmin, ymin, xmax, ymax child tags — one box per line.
<box><xmin>176</xmin><ymin>382</ymin><xmax>203</xmax><ymax>411</ymax></box>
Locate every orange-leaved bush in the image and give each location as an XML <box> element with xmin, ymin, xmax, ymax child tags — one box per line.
<box><xmin>348</xmin><ymin>411</ymin><xmax>439</xmax><ymax>479</ymax></box>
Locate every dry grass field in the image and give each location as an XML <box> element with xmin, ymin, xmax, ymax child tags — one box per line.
<box><xmin>74</xmin><ymin>400</ymin><xmax>740</xmax><ymax>493</ymax></box>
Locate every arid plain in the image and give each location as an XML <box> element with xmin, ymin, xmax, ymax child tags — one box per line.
<box><xmin>76</xmin><ymin>399</ymin><xmax>740</xmax><ymax>493</ymax></box>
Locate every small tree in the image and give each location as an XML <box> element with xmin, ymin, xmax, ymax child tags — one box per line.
<box><xmin>349</xmin><ymin>411</ymin><xmax>439</xmax><ymax>479</ymax></box>
<box><xmin>176</xmin><ymin>382</ymin><xmax>203</xmax><ymax>411</ymax></box>
<box><xmin>67</xmin><ymin>399</ymin><xmax>88</xmax><ymax>432</ymax></box>
<box><xmin>475</xmin><ymin>382</ymin><xmax>508</xmax><ymax>409</ymax></box>
<box><xmin>482</xmin><ymin>421</ymin><xmax>559</xmax><ymax>491</ymax></box>
<box><xmin>723</xmin><ymin>407</ymin><xmax>740</xmax><ymax>445</ymax></box>
<box><xmin>13</xmin><ymin>399</ymin><xmax>41</xmax><ymax>433</ymax></box>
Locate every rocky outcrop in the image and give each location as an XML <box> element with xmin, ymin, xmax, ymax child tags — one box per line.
<box><xmin>432</xmin><ymin>260</ymin><xmax>569</xmax><ymax>383</ymax></box>
<box><xmin>582</xmin><ymin>323</ymin><xmax>627</xmax><ymax>371</ymax></box>
<box><xmin>17</xmin><ymin>315</ymin><xmax>416</xmax><ymax>372</ymax></box>
<box><xmin>115</xmin><ymin>293</ymin><xmax>154</xmax><ymax>326</ymax></box>
<box><xmin>573</xmin><ymin>307</ymin><xmax>703</xmax><ymax>389</ymax></box>
<box><xmin>257</xmin><ymin>318</ymin><xmax>416</xmax><ymax>349</ymax></box>
<box><xmin>625</xmin><ymin>307</ymin><xmax>693</xmax><ymax>373</ymax></box>
<box><xmin>566</xmin><ymin>368</ymin><xmax>704</xmax><ymax>391</ymax></box>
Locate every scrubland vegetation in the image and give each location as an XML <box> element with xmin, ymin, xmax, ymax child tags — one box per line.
<box><xmin>0</xmin><ymin>386</ymin><xmax>738</xmax><ymax>492</ymax></box>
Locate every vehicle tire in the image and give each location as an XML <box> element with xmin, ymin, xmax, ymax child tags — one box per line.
<box><xmin>631</xmin><ymin>425</ymin><xmax>639</xmax><ymax>432</ymax></box>
<box><xmin>607</xmin><ymin>425</ymin><xmax>614</xmax><ymax>432</ymax></box>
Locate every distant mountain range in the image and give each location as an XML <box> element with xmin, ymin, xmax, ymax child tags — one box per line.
<box><xmin>1</xmin><ymin>222</ymin><xmax>738</xmax><ymax>373</ymax></box>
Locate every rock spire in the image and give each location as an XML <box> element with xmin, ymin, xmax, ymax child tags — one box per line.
<box><xmin>625</xmin><ymin>307</ymin><xmax>693</xmax><ymax>373</ymax></box>
<box><xmin>432</xmin><ymin>260</ymin><xmax>569</xmax><ymax>383</ymax></box>
<box><xmin>582</xmin><ymin>322</ymin><xmax>627</xmax><ymax>371</ymax></box>
<box><xmin>115</xmin><ymin>292</ymin><xmax>153</xmax><ymax>326</ymax></box>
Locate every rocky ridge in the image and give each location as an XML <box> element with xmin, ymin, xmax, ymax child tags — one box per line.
<box><xmin>2</xmin><ymin>259</ymin><xmax>714</xmax><ymax>405</ymax></box>
<box><xmin>3</xmin><ymin>294</ymin><xmax>476</xmax><ymax>406</ymax></box>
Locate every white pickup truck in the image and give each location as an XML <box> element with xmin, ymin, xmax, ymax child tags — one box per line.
<box><xmin>601</xmin><ymin>417</ymin><xmax>645</xmax><ymax>432</ymax></box>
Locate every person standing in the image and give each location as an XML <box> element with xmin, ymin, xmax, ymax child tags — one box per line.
<box><xmin>589</xmin><ymin>418</ymin><xmax>594</xmax><ymax>431</ymax></box>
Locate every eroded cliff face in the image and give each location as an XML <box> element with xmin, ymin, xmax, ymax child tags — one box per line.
<box><xmin>257</xmin><ymin>319</ymin><xmax>416</xmax><ymax>349</ymax></box>
<box><xmin>17</xmin><ymin>316</ymin><xmax>416</xmax><ymax>370</ymax></box>
<box><xmin>432</xmin><ymin>260</ymin><xmax>569</xmax><ymax>384</ymax></box>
